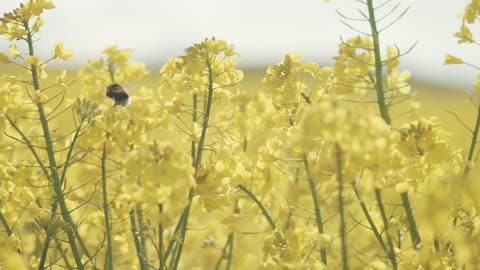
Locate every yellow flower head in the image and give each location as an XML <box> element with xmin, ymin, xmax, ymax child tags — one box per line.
<box><xmin>53</xmin><ymin>41</ymin><xmax>73</xmax><ymax>60</ymax></box>
<box><xmin>8</xmin><ymin>44</ymin><xmax>21</xmax><ymax>59</ymax></box>
<box><xmin>32</xmin><ymin>16</ymin><xmax>44</xmax><ymax>32</ymax></box>
<box><xmin>474</xmin><ymin>72</ymin><xmax>480</xmax><ymax>93</ymax></box>
<box><xmin>103</xmin><ymin>45</ymin><xmax>132</xmax><ymax>65</ymax></box>
<box><xmin>25</xmin><ymin>55</ymin><xmax>40</xmax><ymax>66</ymax></box>
<box><xmin>443</xmin><ymin>54</ymin><xmax>463</xmax><ymax>65</ymax></box>
<box><xmin>32</xmin><ymin>92</ymin><xmax>47</xmax><ymax>104</ymax></box>
<box><xmin>454</xmin><ymin>24</ymin><xmax>474</xmax><ymax>43</ymax></box>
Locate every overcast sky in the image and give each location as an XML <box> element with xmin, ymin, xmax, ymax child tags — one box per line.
<box><xmin>0</xmin><ymin>0</ymin><xmax>478</xmax><ymax>88</ymax></box>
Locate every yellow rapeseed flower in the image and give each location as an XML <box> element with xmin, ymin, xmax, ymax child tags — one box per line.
<box><xmin>8</xmin><ymin>44</ymin><xmax>21</xmax><ymax>59</ymax></box>
<box><xmin>443</xmin><ymin>54</ymin><xmax>463</xmax><ymax>65</ymax></box>
<box><xmin>454</xmin><ymin>24</ymin><xmax>474</xmax><ymax>43</ymax></box>
<box><xmin>474</xmin><ymin>72</ymin><xmax>480</xmax><ymax>93</ymax></box>
<box><xmin>53</xmin><ymin>41</ymin><xmax>73</xmax><ymax>60</ymax></box>
<box><xmin>32</xmin><ymin>17</ymin><xmax>43</xmax><ymax>32</ymax></box>
<box><xmin>25</xmin><ymin>55</ymin><xmax>40</xmax><ymax>66</ymax></box>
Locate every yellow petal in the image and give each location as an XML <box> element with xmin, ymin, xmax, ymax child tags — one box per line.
<box><xmin>25</xmin><ymin>56</ymin><xmax>40</xmax><ymax>66</ymax></box>
<box><xmin>443</xmin><ymin>54</ymin><xmax>463</xmax><ymax>65</ymax></box>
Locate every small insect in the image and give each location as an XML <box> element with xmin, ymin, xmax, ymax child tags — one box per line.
<box><xmin>106</xmin><ymin>83</ymin><xmax>131</xmax><ymax>107</ymax></box>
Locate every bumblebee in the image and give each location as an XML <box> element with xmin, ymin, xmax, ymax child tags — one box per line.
<box><xmin>106</xmin><ymin>83</ymin><xmax>131</xmax><ymax>107</ymax></box>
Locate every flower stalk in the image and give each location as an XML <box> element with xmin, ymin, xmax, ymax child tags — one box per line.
<box><xmin>237</xmin><ymin>184</ymin><xmax>276</xmax><ymax>230</ymax></box>
<box><xmin>303</xmin><ymin>154</ymin><xmax>327</xmax><ymax>265</ymax></box>
<box><xmin>24</xmin><ymin>20</ymin><xmax>84</xmax><ymax>270</ymax></box>
<box><xmin>367</xmin><ymin>0</ymin><xmax>391</xmax><ymax>125</ymax></box>
<box><xmin>375</xmin><ymin>188</ymin><xmax>398</xmax><ymax>270</ymax></box>
<box><xmin>214</xmin><ymin>232</ymin><xmax>234</xmax><ymax>270</ymax></box>
<box><xmin>351</xmin><ymin>184</ymin><xmax>388</xmax><ymax>253</ymax></box>
<box><xmin>130</xmin><ymin>210</ymin><xmax>147</xmax><ymax>270</ymax></box>
<box><xmin>102</xmin><ymin>143</ymin><xmax>114</xmax><ymax>270</ymax></box>
<box><xmin>464</xmin><ymin>102</ymin><xmax>480</xmax><ymax>176</ymax></box>
<box><xmin>401</xmin><ymin>192</ymin><xmax>421</xmax><ymax>248</ymax></box>
<box><xmin>171</xmin><ymin>188</ymin><xmax>194</xmax><ymax>270</ymax></box>
<box><xmin>336</xmin><ymin>145</ymin><xmax>349</xmax><ymax>270</ymax></box>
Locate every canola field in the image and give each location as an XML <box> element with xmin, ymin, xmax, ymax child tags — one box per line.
<box><xmin>2</xmin><ymin>1</ymin><xmax>480</xmax><ymax>270</ymax></box>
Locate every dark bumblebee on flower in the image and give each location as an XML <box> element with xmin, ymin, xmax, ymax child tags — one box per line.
<box><xmin>106</xmin><ymin>83</ymin><xmax>131</xmax><ymax>107</ymax></box>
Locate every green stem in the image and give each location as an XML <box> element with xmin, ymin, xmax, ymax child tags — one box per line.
<box><xmin>434</xmin><ymin>237</ymin><xmax>440</xmax><ymax>253</ymax></box>
<box><xmin>37</xmin><ymin>235</ymin><xmax>51</xmax><ymax>270</ymax></box>
<box><xmin>171</xmin><ymin>188</ymin><xmax>194</xmax><ymax>270</ymax></box>
<box><xmin>42</xmin><ymin>123</ymin><xmax>93</xmax><ymax>266</ymax></box>
<box><xmin>24</xmin><ymin>21</ymin><xmax>84</xmax><ymax>270</ymax></box>
<box><xmin>158</xmin><ymin>204</ymin><xmax>164</xmax><ymax>267</ymax></box>
<box><xmin>464</xmin><ymin>103</ymin><xmax>480</xmax><ymax>176</ymax></box>
<box><xmin>130</xmin><ymin>210</ymin><xmax>147</xmax><ymax>270</ymax></box>
<box><xmin>56</xmin><ymin>239</ymin><xmax>73</xmax><ymax>270</ymax></box>
<box><xmin>400</xmin><ymin>192</ymin><xmax>421</xmax><ymax>248</ymax></box>
<box><xmin>336</xmin><ymin>145</ymin><xmax>349</xmax><ymax>270</ymax></box>
<box><xmin>351</xmin><ymin>184</ymin><xmax>388</xmax><ymax>253</ymax></box>
<box><xmin>214</xmin><ymin>200</ymin><xmax>238</xmax><ymax>270</ymax></box>
<box><xmin>56</xmin><ymin>127</ymin><xmax>92</xmax><ymax>261</ymax></box>
<box><xmin>102</xmin><ymin>144</ymin><xmax>114</xmax><ymax>270</ymax></box>
<box><xmin>237</xmin><ymin>184</ymin><xmax>276</xmax><ymax>230</ymax></box>
<box><xmin>374</xmin><ymin>188</ymin><xmax>398</xmax><ymax>270</ymax></box>
<box><xmin>136</xmin><ymin>205</ymin><xmax>147</xmax><ymax>259</ymax></box>
<box><xmin>170</xmin><ymin>54</ymin><xmax>217</xmax><ymax>269</ymax></box>
<box><xmin>300</xmin><ymin>86</ymin><xmax>328</xmax><ymax>263</ymax></box>
<box><xmin>225</xmin><ymin>232</ymin><xmax>234</xmax><ymax>270</ymax></box>
<box><xmin>162</xmin><ymin>210</ymin><xmax>186</xmax><ymax>269</ymax></box>
<box><xmin>0</xmin><ymin>211</ymin><xmax>13</xmax><ymax>237</ymax></box>
<box><xmin>194</xmin><ymin>57</ymin><xmax>215</xmax><ymax>173</ymax></box>
<box><xmin>214</xmin><ymin>232</ymin><xmax>234</xmax><ymax>270</ymax></box>
<box><xmin>367</xmin><ymin>0</ymin><xmax>391</xmax><ymax>125</ymax></box>
<box><xmin>0</xmin><ymin>211</ymin><xmax>22</xmax><ymax>255</ymax></box>
<box><xmin>191</xmin><ymin>94</ymin><xmax>197</xmax><ymax>166</ymax></box>
<box><xmin>39</xmin><ymin>90</ymin><xmax>84</xmax><ymax>270</ymax></box>
<box><xmin>6</xmin><ymin>114</ymin><xmax>82</xmax><ymax>267</ymax></box>
<box><xmin>303</xmin><ymin>154</ymin><xmax>327</xmax><ymax>265</ymax></box>
<box><xmin>169</xmin><ymin>245</ymin><xmax>179</xmax><ymax>269</ymax></box>
<box><xmin>60</xmin><ymin>124</ymin><xmax>83</xmax><ymax>186</ymax></box>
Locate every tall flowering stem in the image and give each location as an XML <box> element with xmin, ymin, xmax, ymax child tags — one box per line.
<box><xmin>351</xmin><ymin>184</ymin><xmax>388</xmax><ymax>253</ymax></box>
<box><xmin>304</xmin><ymin>155</ymin><xmax>327</xmax><ymax>264</ymax></box>
<box><xmin>37</xmin><ymin>99</ymin><xmax>96</xmax><ymax>270</ymax></box>
<box><xmin>193</xmin><ymin>57</ymin><xmax>215</xmax><ymax>172</ymax></box>
<box><xmin>161</xmin><ymin>210</ymin><xmax>186</xmax><ymax>269</ymax></box>
<box><xmin>238</xmin><ymin>184</ymin><xmax>276</xmax><ymax>230</ymax></box>
<box><xmin>464</xmin><ymin>104</ymin><xmax>480</xmax><ymax>175</ymax></box>
<box><xmin>215</xmin><ymin>200</ymin><xmax>239</xmax><ymax>270</ymax></box>
<box><xmin>336</xmin><ymin>144</ymin><xmax>349</xmax><ymax>270</ymax></box>
<box><xmin>158</xmin><ymin>204</ymin><xmax>164</xmax><ymax>266</ymax></box>
<box><xmin>0</xmin><ymin>212</ymin><xmax>13</xmax><ymax>238</ymax></box>
<box><xmin>101</xmin><ymin>143</ymin><xmax>114</xmax><ymax>270</ymax></box>
<box><xmin>171</xmin><ymin>188</ymin><xmax>194</xmax><ymax>269</ymax></box>
<box><xmin>130</xmin><ymin>210</ymin><xmax>147</xmax><ymax>270</ymax></box>
<box><xmin>169</xmin><ymin>50</ymin><xmax>216</xmax><ymax>269</ymax></box>
<box><xmin>366</xmin><ymin>0</ymin><xmax>391</xmax><ymax>125</ymax></box>
<box><xmin>157</xmin><ymin>38</ymin><xmax>243</xmax><ymax>268</ymax></box>
<box><xmin>375</xmin><ymin>189</ymin><xmax>398</xmax><ymax>270</ymax></box>
<box><xmin>24</xmin><ymin>20</ymin><xmax>85</xmax><ymax>270</ymax></box>
<box><xmin>191</xmin><ymin>94</ymin><xmax>198</xmax><ymax>165</ymax></box>
<box><xmin>401</xmin><ymin>192</ymin><xmax>421</xmax><ymax>248</ymax></box>
<box><xmin>214</xmin><ymin>232</ymin><xmax>234</xmax><ymax>270</ymax></box>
